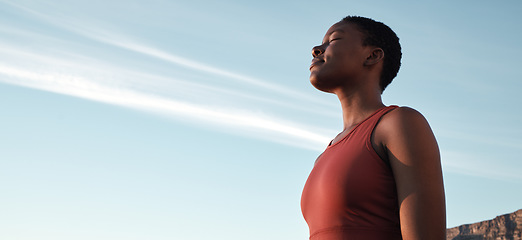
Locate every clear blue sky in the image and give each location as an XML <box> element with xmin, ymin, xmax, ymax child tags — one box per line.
<box><xmin>1</xmin><ymin>0</ymin><xmax>521</xmax><ymax>239</ymax></box>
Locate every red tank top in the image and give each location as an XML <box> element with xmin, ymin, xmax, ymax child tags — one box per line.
<box><xmin>301</xmin><ymin>106</ymin><xmax>402</xmax><ymax>240</ymax></box>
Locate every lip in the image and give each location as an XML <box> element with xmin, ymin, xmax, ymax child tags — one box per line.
<box><xmin>310</xmin><ymin>59</ymin><xmax>324</xmax><ymax>70</ymax></box>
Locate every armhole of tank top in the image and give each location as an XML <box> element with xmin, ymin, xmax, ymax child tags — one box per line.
<box><xmin>366</xmin><ymin>106</ymin><xmax>398</xmax><ymax>168</ymax></box>
<box><xmin>313</xmin><ymin>152</ymin><xmax>324</xmax><ymax>166</ymax></box>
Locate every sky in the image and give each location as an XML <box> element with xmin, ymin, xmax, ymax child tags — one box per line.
<box><xmin>0</xmin><ymin>0</ymin><xmax>521</xmax><ymax>239</ymax></box>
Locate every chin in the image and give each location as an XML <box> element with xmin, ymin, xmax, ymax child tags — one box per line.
<box><xmin>310</xmin><ymin>74</ymin><xmax>337</xmax><ymax>93</ymax></box>
<box><xmin>310</xmin><ymin>78</ymin><xmax>336</xmax><ymax>93</ymax></box>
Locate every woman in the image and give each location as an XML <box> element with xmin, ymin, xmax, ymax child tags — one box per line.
<box><xmin>301</xmin><ymin>16</ymin><xmax>446</xmax><ymax>240</ymax></box>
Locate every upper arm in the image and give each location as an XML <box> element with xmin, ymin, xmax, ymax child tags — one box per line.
<box><xmin>376</xmin><ymin>107</ymin><xmax>446</xmax><ymax>240</ymax></box>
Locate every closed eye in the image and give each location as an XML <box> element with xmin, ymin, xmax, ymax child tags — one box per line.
<box><xmin>321</xmin><ymin>38</ymin><xmax>341</xmax><ymax>45</ymax></box>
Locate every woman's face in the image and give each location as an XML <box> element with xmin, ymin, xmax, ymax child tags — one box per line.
<box><xmin>309</xmin><ymin>22</ymin><xmax>371</xmax><ymax>93</ymax></box>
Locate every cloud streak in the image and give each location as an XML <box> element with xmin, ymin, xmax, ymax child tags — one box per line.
<box><xmin>441</xmin><ymin>150</ymin><xmax>522</xmax><ymax>182</ymax></box>
<box><xmin>0</xmin><ymin>63</ymin><xmax>331</xmax><ymax>150</ymax></box>
<box><xmin>0</xmin><ymin>1</ymin><xmax>339</xmax><ymax>151</ymax></box>
<box><xmin>0</xmin><ymin>0</ymin><xmax>333</xmax><ymax>107</ymax></box>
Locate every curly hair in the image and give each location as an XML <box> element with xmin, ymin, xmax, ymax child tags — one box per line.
<box><xmin>341</xmin><ymin>16</ymin><xmax>402</xmax><ymax>92</ymax></box>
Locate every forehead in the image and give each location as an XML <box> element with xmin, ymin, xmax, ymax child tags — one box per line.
<box><xmin>322</xmin><ymin>22</ymin><xmax>364</xmax><ymax>42</ymax></box>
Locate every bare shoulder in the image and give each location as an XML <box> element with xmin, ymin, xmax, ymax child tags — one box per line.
<box><xmin>381</xmin><ymin>106</ymin><xmax>430</xmax><ymax>129</ymax></box>
<box><xmin>375</xmin><ymin>106</ymin><xmax>434</xmax><ymax>146</ymax></box>
<box><xmin>374</xmin><ymin>107</ymin><xmax>438</xmax><ymax>163</ymax></box>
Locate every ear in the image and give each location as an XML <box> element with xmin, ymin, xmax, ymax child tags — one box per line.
<box><xmin>364</xmin><ymin>48</ymin><xmax>384</xmax><ymax>66</ymax></box>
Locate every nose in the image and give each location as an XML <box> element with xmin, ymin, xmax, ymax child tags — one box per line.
<box><xmin>312</xmin><ymin>45</ymin><xmax>325</xmax><ymax>58</ymax></box>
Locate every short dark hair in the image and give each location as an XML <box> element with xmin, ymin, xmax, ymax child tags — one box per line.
<box><xmin>341</xmin><ymin>16</ymin><xmax>402</xmax><ymax>92</ymax></box>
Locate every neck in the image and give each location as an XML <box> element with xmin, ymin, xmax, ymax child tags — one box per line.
<box><xmin>334</xmin><ymin>86</ymin><xmax>385</xmax><ymax>131</ymax></box>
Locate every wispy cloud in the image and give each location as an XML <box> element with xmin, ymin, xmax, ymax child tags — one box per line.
<box><xmin>0</xmin><ymin>44</ymin><xmax>330</xmax><ymax>116</ymax></box>
<box><xmin>441</xmin><ymin>150</ymin><xmax>522</xmax><ymax>182</ymax></box>
<box><xmin>0</xmin><ymin>63</ymin><xmax>331</xmax><ymax>150</ymax></box>
<box><xmin>0</xmin><ymin>1</ymin><xmax>337</xmax><ymax>150</ymax></box>
<box><xmin>437</xmin><ymin>129</ymin><xmax>522</xmax><ymax>152</ymax></box>
<box><xmin>0</xmin><ymin>0</ymin><xmax>333</xmax><ymax>107</ymax></box>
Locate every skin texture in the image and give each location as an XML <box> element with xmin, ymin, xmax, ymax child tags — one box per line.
<box><xmin>310</xmin><ymin>22</ymin><xmax>446</xmax><ymax>239</ymax></box>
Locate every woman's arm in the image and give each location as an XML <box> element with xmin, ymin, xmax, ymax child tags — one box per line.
<box><xmin>378</xmin><ymin>107</ymin><xmax>446</xmax><ymax>240</ymax></box>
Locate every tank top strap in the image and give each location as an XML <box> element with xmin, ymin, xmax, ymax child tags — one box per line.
<box><xmin>356</xmin><ymin>105</ymin><xmax>399</xmax><ymax>134</ymax></box>
<box><xmin>327</xmin><ymin>105</ymin><xmax>399</xmax><ymax>149</ymax></box>
<box><xmin>362</xmin><ymin>105</ymin><xmax>399</xmax><ymax>165</ymax></box>
<box><xmin>367</xmin><ymin>105</ymin><xmax>399</xmax><ymax>130</ymax></box>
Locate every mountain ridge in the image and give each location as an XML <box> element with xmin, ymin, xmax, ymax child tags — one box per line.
<box><xmin>447</xmin><ymin>209</ymin><xmax>522</xmax><ymax>240</ymax></box>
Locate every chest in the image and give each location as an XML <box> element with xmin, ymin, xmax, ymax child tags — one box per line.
<box><xmin>303</xmin><ymin>138</ymin><xmax>395</xmax><ymax>207</ymax></box>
